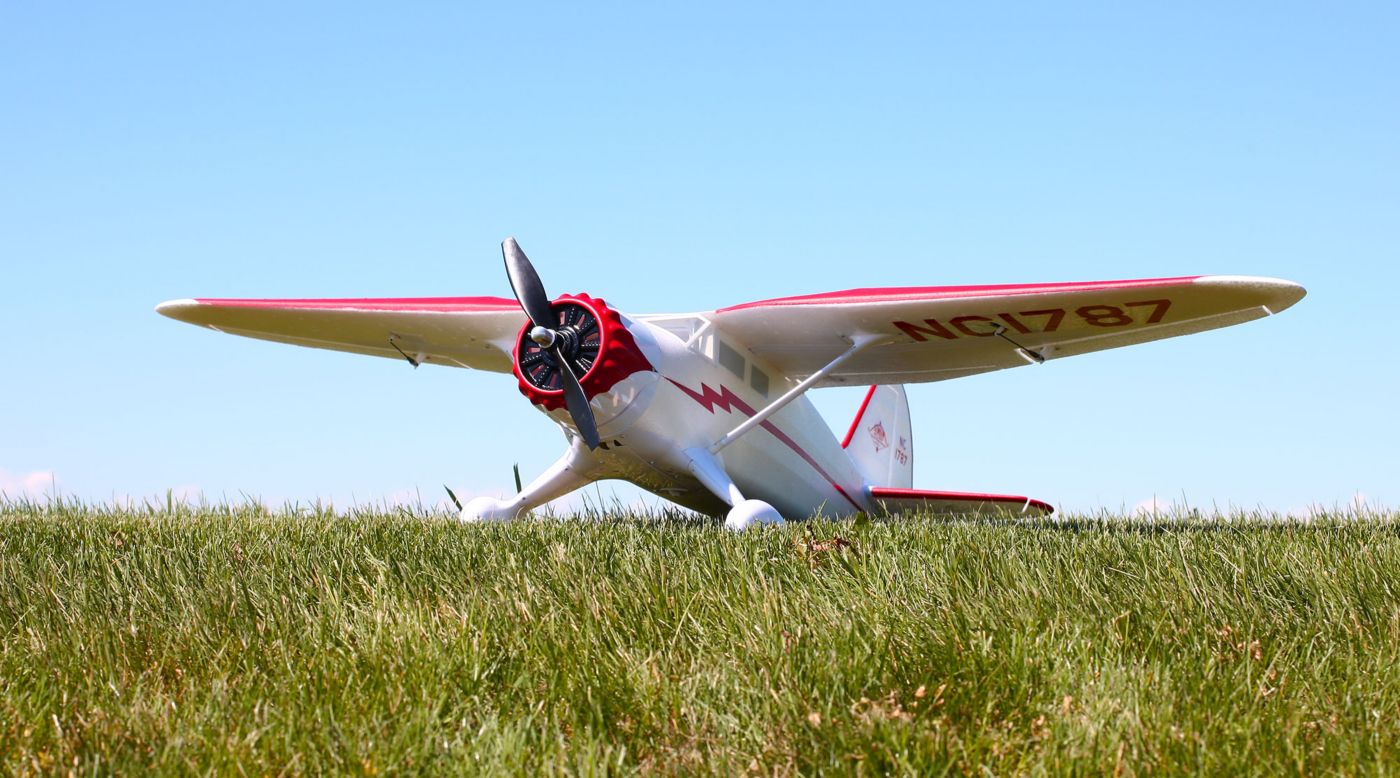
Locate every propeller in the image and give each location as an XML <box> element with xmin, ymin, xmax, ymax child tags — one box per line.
<box><xmin>502</xmin><ymin>237</ymin><xmax>602</xmax><ymax>450</ymax></box>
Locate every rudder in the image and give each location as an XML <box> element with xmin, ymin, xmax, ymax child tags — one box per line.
<box><xmin>841</xmin><ymin>385</ymin><xmax>913</xmax><ymax>488</ymax></box>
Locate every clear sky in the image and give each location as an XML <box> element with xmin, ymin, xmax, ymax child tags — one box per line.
<box><xmin>2</xmin><ymin>2</ymin><xmax>1396</xmax><ymax>515</ymax></box>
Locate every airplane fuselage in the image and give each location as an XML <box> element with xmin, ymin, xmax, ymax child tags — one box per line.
<box><xmin>535</xmin><ymin>315</ymin><xmax>873</xmax><ymax>518</ymax></box>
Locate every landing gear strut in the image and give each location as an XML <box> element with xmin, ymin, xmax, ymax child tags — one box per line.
<box><xmin>459</xmin><ymin>437</ymin><xmax>598</xmax><ymax>523</ymax></box>
<box><xmin>683</xmin><ymin>446</ymin><xmax>784</xmax><ymax>532</ymax></box>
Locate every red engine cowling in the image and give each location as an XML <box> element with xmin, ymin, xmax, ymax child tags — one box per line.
<box><xmin>511</xmin><ymin>293</ymin><xmax>654</xmax><ymax>412</ymax></box>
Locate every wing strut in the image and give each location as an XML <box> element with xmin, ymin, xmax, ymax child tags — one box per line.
<box><xmin>708</xmin><ymin>333</ymin><xmax>886</xmax><ymax>454</ymax></box>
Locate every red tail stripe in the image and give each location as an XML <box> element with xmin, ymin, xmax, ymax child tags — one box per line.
<box><xmin>841</xmin><ymin>385</ymin><xmax>880</xmax><ymax>449</ymax></box>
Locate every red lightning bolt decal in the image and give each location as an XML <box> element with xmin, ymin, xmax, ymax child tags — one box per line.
<box><xmin>666</xmin><ymin>380</ymin><xmax>752</xmax><ymax>415</ymax></box>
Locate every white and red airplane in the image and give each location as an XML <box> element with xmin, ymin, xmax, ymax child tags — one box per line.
<box><xmin>158</xmin><ymin>239</ymin><xmax>1304</xmax><ymax>529</ymax></box>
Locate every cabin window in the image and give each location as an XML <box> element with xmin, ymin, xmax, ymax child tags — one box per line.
<box><xmin>718</xmin><ymin>340</ymin><xmax>745</xmax><ymax>378</ymax></box>
<box><xmin>750</xmin><ymin>366</ymin><xmax>769</xmax><ymax>397</ymax></box>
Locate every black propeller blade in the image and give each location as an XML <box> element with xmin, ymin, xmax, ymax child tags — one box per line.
<box><xmin>557</xmin><ymin>352</ymin><xmax>601</xmax><ymax>450</ymax></box>
<box><xmin>500</xmin><ymin>237</ymin><xmax>602</xmax><ymax>450</ymax></box>
<box><xmin>502</xmin><ymin>237</ymin><xmax>555</xmax><ymax>329</ymax></box>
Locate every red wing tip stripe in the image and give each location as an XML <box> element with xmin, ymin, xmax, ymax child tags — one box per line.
<box><xmin>188</xmin><ymin>296</ymin><xmax>523</xmax><ymax>312</ymax></box>
<box><xmin>870</xmin><ymin>487</ymin><xmax>1054</xmax><ymax>514</ymax></box>
<box><xmin>717</xmin><ymin>277</ymin><xmax>1202</xmax><ymax>312</ymax></box>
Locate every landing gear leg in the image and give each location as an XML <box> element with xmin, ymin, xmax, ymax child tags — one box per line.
<box><xmin>460</xmin><ymin>438</ymin><xmax>597</xmax><ymax>523</ymax></box>
<box><xmin>682</xmin><ymin>447</ymin><xmax>785</xmax><ymax>532</ymax></box>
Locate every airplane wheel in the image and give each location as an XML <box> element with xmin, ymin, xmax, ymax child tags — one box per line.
<box><xmin>724</xmin><ymin>499</ymin><xmax>785</xmax><ymax>532</ymax></box>
<box><xmin>460</xmin><ymin>496</ymin><xmax>520</xmax><ymax>523</ymax></box>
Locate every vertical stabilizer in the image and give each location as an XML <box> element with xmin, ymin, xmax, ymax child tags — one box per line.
<box><xmin>841</xmin><ymin>385</ymin><xmax>913</xmax><ymax>488</ymax></box>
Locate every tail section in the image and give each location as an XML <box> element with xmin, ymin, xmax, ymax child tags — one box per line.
<box><xmin>843</xmin><ymin>384</ymin><xmax>1055</xmax><ymax>516</ymax></box>
<box><xmin>842</xmin><ymin>385</ymin><xmax>913</xmax><ymax>489</ymax></box>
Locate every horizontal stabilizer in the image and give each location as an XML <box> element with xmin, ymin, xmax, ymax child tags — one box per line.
<box><xmin>869</xmin><ymin>487</ymin><xmax>1053</xmax><ymax>517</ymax></box>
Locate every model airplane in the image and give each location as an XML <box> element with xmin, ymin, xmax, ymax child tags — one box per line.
<box><xmin>157</xmin><ymin>239</ymin><xmax>1304</xmax><ymax>529</ymax></box>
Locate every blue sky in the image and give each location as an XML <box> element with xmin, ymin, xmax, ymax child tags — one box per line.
<box><xmin>2</xmin><ymin>2</ymin><xmax>1396</xmax><ymax>514</ymax></box>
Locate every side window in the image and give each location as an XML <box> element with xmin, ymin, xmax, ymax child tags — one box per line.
<box><xmin>750</xmin><ymin>366</ymin><xmax>769</xmax><ymax>398</ymax></box>
<box><xmin>717</xmin><ymin>340</ymin><xmax>745</xmax><ymax>378</ymax></box>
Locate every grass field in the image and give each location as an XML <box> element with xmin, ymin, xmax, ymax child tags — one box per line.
<box><xmin>2</xmin><ymin>500</ymin><xmax>1398</xmax><ymax>775</ymax></box>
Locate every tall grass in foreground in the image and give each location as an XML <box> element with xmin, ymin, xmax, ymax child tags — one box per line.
<box><xmin>1</xmin><ymin>501</ymin><xmax>1398</xmax><ymax>775</ymax></box>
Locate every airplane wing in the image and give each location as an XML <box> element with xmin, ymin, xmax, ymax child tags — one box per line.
<box><xmin>156</xmin><ymin>296</ymin><xmax>526</xmax><ymax>372</ymax></box>
<box><xmin>709</xmin><ymin>275</ymin><xmax>1305</xmax><ymax>387</ymax></box>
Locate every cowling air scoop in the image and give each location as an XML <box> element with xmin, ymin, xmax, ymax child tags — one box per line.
<box><xmin>502</xmin><ymin>238</ymin><xmax>651</xmax><ymax>449</ymax></box>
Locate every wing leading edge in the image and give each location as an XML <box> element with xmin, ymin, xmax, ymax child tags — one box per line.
<box><xmin>709</xmin><ymin>275</ymin><xmax>1304</xmax><ymax>386</ymax></box>
<box><xmin>156</xmin><ymin>296</ymin><xmax>526</xmax><ymax>373</ymax></box>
